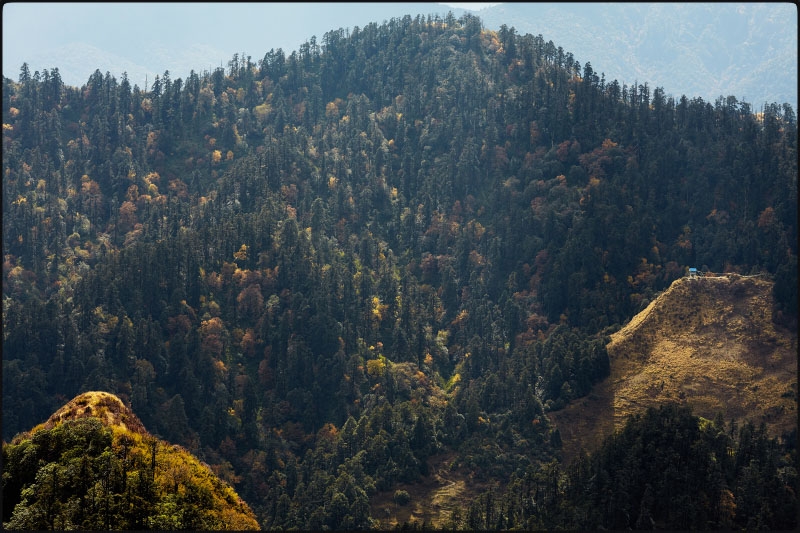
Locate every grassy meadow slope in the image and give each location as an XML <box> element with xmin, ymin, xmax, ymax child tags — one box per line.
<box><xmin>551</xmin><ymin>274</ymin><xmax>797</xmax><ymax>462</ymax></box>
<box><xmin>392</xmin><ymin>273</ymin><xmax>798</xmax><ymax>526</ymax></box>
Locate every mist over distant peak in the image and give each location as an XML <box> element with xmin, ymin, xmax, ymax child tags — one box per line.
<box><xmin>3</xmin><ymin>3</ymin><xmax>795</xmax><ymax>108</ymax></box>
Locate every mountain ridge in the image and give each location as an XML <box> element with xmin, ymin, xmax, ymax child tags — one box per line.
<box><xmin>478</xmin><ymin>2</ymin><xmax>797</xmax><ymax>108</ymax></box>
<box><xmin>3</xmin><ymin>4</ymin><xmax>796</xmax><ymax>107</ymax></box>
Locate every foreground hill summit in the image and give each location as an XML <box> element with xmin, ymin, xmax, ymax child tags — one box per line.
<box><xmin>552</xmin><ymin>274</ymin><xmax>798</xmax><ymax>461</ymax></box>
<box><xmin>1</xmin><ymin>391</ymin><xmax>260</xmax><ymax>530</ymax></box>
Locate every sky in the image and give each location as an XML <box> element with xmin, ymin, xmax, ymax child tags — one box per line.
<box><xmin>1</xmin><ymin>2</ymin><xmax>795</xmax><ymax>107</ymax></box>
<box><xmin>2</xmin><ymin>2</ymin><xmax>493</xmax><ymax>87</ymax></box>
<box><xmin>441</xmin><ymin>2</ymin><xmax>500</xmax><ymax>9</ymax></box>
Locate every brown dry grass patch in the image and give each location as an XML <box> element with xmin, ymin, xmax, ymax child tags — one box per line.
<box><xmin>551</xmin><ymin>275</ymin><xmax>797</xmax><ymax>463</ymax></box>
<box><xmin>369</xmin><ymin>452</ymin><xmax>494</xmax><ymax>529</ymax></box>
<box><xmin>31</xmin><ymin>391</ymin><xmax>149</xmax><ymax>437</ymax></box>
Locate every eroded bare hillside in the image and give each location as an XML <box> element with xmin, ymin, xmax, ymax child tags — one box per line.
<box><xmin>552</xmin><ymin>274</ymin><xmax>797</xmax><ymax>461</ymax></box>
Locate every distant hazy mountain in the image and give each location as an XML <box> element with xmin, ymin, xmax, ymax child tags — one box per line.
<box><xmin>3</xmin><ymin>2</ymin><xmax>796</xmax><ymax>108</ymax></box>
<box><xmin>477</xmin><ymin>2</ymin><xmax>798</xmax><ymax>109</ymax></box>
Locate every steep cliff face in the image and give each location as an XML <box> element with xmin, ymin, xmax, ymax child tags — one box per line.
<box><xmin>2</xmin><ymin>392</ymin><xmax>261</xmax><ymax>530</ymax></box>
<box><xmin>551</xmin><ymin>275</ymin><xmax>797</xmax><ymax>461</ymax></box>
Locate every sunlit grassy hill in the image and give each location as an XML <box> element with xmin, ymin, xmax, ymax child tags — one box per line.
<box><xmin>552</xmin><ymin>274</ymin><xmax>797</xmax><ymax>462</ymax></box>
<box><xmin>2</xmin><ymin>391</ymin><xmax>261</xmax><ymax>530</ymax></box>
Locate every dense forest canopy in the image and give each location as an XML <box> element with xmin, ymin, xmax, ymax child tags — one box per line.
<box><xmin>3</xmin><ymin>11</ymin><xmax>797</xmax><ymax>529</ymax></box>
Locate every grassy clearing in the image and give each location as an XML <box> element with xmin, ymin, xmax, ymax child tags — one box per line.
<box><xmin>552</xmin><ymin>275</ymin><xmax>797</xmax><ymax>463</ymax></box>
<box><xmin>369</xmin><ymin>452</ymin><xmax>493</xmax><ymax>529</ymax></box>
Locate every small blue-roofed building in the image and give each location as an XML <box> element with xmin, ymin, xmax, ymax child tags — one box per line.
<box><xmin>688</xmin><ymin>267</ymin><xmax>698</xmax><ymax>278</ymax></box>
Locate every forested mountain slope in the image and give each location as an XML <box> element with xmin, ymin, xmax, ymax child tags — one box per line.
<box><xmin>2</xmin><ymin>391</ymin><xmax>260</xmax><ymax>530</ymax></box>
<box><xmin>3</xmin><ymin>11</ymin><xmax>797</xmax><ymax>529</ymax></box>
